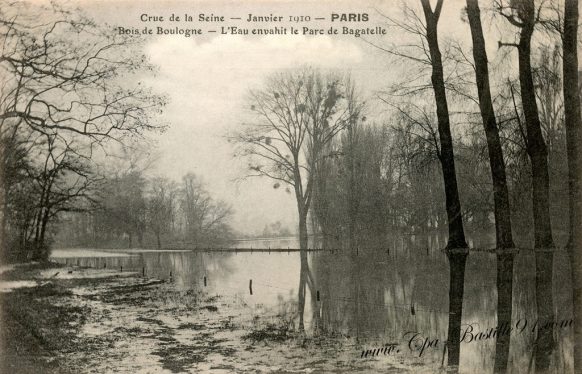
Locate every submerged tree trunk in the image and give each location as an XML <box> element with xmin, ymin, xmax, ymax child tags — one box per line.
<box><xmin>420</xmin><ymin>1</ymin><xmax>468</xmax><ymax>372</ymax></box>
<box><xmin>465</xmin><ymin>1</ymin><xmax>515</xmax><ymax>371</ymax></box>
<box><xmin>515</xmin><ymin>2</ymin><xmax>555</xmax><ymax>370</ymax></box>
<box><xmin>563</xmin><ymin>0</ymin><xmax>582</xmax><ymax>370</ymax></box>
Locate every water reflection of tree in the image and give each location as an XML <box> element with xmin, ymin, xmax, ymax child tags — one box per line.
<box><xmin>140</xmin><ymin>252</ymin><xmax>235</xmax><ymax>291</ymax></box>
<box><xmin>313</xmin><ymin>249</ymin><xmax>450</xmax><ymax>345</ymax></box>
<box><xmin>311</xmin><ymin>244</ymin><xmax>554</xmax><ymax>371</ymax></box>
<box><xmin>298</xmin><ymin>251</ymin><xmax>320</xmax><ymax>332</ymax></box>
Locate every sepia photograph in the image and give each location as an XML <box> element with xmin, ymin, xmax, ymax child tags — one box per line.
<box><xmin>0</xmin><ymin>0</ymin><xmax>581</xmax><ymax>373</ymax></box>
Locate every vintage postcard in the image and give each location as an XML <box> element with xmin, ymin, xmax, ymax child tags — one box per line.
<box><xmin>1</xmin><ymin>0</ymin><xmax>581</xmax><ymax>373</ymax></box>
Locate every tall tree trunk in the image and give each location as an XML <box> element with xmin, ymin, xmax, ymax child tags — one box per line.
<box><xmin>563</xmin><ymin>0</ymin><xmax>582</xmax><ymax>369</ymax></box>
<box><xmin>137</xmin><ymin>230</ymin><xmax>144</xmax><ymax>248</ymax></box>
<box><xmin>298</xmin><ymin>208</ymin><xmax>308</xmax><ymax>251</ymax></box>
<box><xmin>156</xmin><ymin>231</ymin><xmax>162</xmax><ymax>250</ymax></box>
<box><xmin>515</xmin><ymin>2</ymin><xmax>555</xmax><ymax>371</ymax></box>
<box><xmin>420</xmin><ymin>1</ymin><xmax>469</xmax><ymax>372</ymax></box>
<box><xmin>37</xmin><ymin>209</ymin><xmax>51</xmax><ymax>261</ymax></box>
<box><xmin>33</xmin><ymin>205</ymin><xmax>43</xmax><ymax>244</ymax></box>
<box><xmin>39</xmin><ymin>211</ymin><xmax>49</xmax><ymax>245</ymax></box>
<box><xmin>518</xmin><ymin>9</ymin><xmax>554</xmax><ymax>250</ymax></box>
<box><xmin>420</xmin><ymin>0</ymin><xmax>467</xmax><ymax>250</ymax></box>
<box><xmin>466</xmin><ymin>0</ymin><xmax>514</xmax><ymax>250</ymax></box>
<box><xmin>420</xmin><ymin>1</ymin><xmax>468</xmax><ymax>372</ymax></box>
<box><xmin>1</xmin><ymin>184</ymin><xmax>7</xmax><ymax>259</ymax></box>
<box><xmin>0</xmin><ymin>140</ymin><xmax>6</xmax><ymax>260</ymax></box>
<box><xmin>32</xmin><ymin>203</ymin><xmax>47</xmax><ymax>260</ymax></box>
<box><xmin>465</xmin><ymin>2</ymin><xmax>515</xmax><ymax>371</ymax></box>
<box><xmin>343</xmin><ymin>124</ymin><xmax>356</xmax><ymax>253</ymax></box>
<box><xmin>348</xmin><ymin>184</ymin><xmax>356</xmax><ymax>254</ymax></box>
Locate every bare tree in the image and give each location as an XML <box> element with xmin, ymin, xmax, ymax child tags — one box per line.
<box><xmin>31</xmin><ymin>137</ymin><xmax>100</xmax><ymax>259</ymax></box>
<box><xmin>0</xmin><ymin>2</ymin><xmax>166</xmax><ymax>145</ymax></box>
<box><xmin>105</xmin><ymin>170</ymin><xmax>147</xmax><ymax>249</ymax></box>
<box><xmin>497</xmin><ymin>0</ymin><xmax>556</xmax><ymax>370</ymax></box>
<box><xmin>180</xmin><ymin>173</ymin><xmax>232</xmax><ymax>246</ymax></box>
<box><xmin>0</xmin><ymin>122</ymin><xmax>100</xmax><ymax>260</ymax></box>
<box><xmin>234</xmin><ymin>68</ymin><xmax>354</xmax><ymax>251</ymax></box>
<box><xmin>466</xmin><ymin>0</ymin><xmax>514</xmax><ymax>250</ymax></box>
<box><xmin>147</xmin><ymin>177</ymin><xmax>178</xmax><ymax>250</ymax></box>
<box><xmin>420</xmin><ymin>0</ymin><xmax>468</xmax><ymax>250</ymax></box>
<box><xmin>375</xmin><ymin>2</ymin><xmax>470</xmax><ymax>369</ymax></box>
<box><xmin>419</xmin><ymin>1</ymin><xmax>468</xmax><ymax>371</ymax></box>
<box><xmin>465</xmin><ymin>1</ymin><xmax>515</xmax><ymax>371</ymax></box>
<box><xmin>0</xmin><ymin>2</ymin><xmax>166</xmax><ymax>258</ymax></box>
<box><xmin>497</xmin><ymin>0</ymin><xmax>554</xmax><ymax>247</ymax></box>
<box><xmin>234</xmin><ymin>68</ymin><xmax>355</xmax><ymax>331</ymax></box>
<box><xmin>337</xmin><ymin>82</ymin><xmax>366</xmax><ymax>253</ymax></box>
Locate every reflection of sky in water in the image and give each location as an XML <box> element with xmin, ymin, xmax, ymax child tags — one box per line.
<box><xmin>52</xmin><ymin>243</ymin><xmax>574</xmax><ymax>373</ymax></box>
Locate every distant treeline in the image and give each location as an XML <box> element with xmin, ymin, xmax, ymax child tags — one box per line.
<box><xmin>55</xmin><ymin>171</ymin><xmax>233</xmax><ymax>251</ymax></box>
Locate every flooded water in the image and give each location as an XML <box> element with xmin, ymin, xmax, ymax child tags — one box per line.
<box><xmin>51</xmin><ymin>238</ymin><xmax>574</xmax><ymax>374</ymax></box>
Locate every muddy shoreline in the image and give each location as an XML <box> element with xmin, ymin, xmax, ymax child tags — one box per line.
<box><xmin>0</xmin><ymin>262</ymin><xmax>416</xmax><ymax>373</ymax></box>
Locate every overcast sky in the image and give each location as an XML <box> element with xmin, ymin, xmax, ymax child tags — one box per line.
<box><xmin>73</xmin><ymin>0</ymin><xmax>575</xmax><ymax>235</ymax></box>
